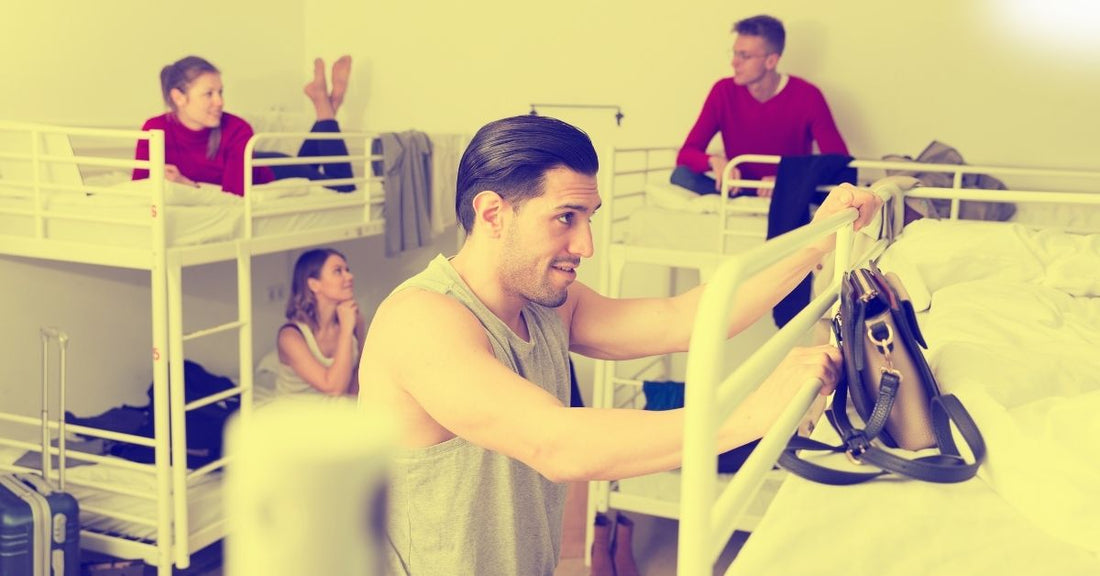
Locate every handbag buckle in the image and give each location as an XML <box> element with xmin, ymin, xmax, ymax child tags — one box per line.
<box><xmin>868</xmin><ymin>322</ymin><xmax>900</xmax><ymax>377</ymax></box>
<box><xmin>867</xmin><ymin>323</ymin><xmax>894</xmax><ymax>350</ymax></box>
<box><xmin>844</xmin><ymin>433</ymin><xmax>870</xmax><ymax>465</ymax></box>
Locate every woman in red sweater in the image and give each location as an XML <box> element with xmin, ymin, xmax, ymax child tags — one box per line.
<box><xmin>133</xmin><ymin>55</ymin><xmax>355</xmax><ymax>196</ymax></box>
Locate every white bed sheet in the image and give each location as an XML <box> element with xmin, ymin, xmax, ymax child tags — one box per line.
<box><xmin>727</xmin><ymin>220</ymin><xmax>1100</xmax><ymax>575</ymax></box>
<box><xmin>1</xmin><ymin>178</ymin><xmax>378</xmax><ymax>248</ymax></box>
<box><xmin>0</xmin><ymin>445</ymin><xmax>220</xmax><ymax>543</ymax></box>
<box><xmin>619</xmin><ymin>184</ymin><xmax>770</xmax><ymax>253</ymax></box>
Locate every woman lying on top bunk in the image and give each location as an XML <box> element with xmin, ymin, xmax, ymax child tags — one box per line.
<box><xmin>132</xmin><ymin>54</ymin><xmax>356</xmax><ymax>196</ymax></box>
<box><xmin>275</xmin><ymin>248</ymin><xmax>365</xmax><ymax>399</ymax></box>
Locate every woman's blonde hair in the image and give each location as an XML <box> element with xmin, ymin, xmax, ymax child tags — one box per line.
<box><xmin>160</xmin><ymin>55</ymin><xmax>222</xmax><ymax>159</ymax></box>
<box><xmin>285</xmin><ymin>248</ymin><xmax>347</xmax><ymax>330</ymax></box>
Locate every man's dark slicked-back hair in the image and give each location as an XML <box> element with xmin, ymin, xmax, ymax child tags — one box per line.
<box><xmin>733</xmin><ymin>15</ymin><xmax>786</xmax><ymax>55</ymax></box>
<box><xmin>455</xmin><ymin>115</ymin><xmax>599</xmax><ymax>233</ymax></box>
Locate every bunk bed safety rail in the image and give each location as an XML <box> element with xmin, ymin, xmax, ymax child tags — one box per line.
<box><xmin>677</xmin><ymin>186</ymin><xmax>891</xmax><ymax>574</ymax></box>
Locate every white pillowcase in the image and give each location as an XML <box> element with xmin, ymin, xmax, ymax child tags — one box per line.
<box><xmin>643</xmin><ymin>182</ymin><xmax>770</xmax><ymax>215</ymax></box>
<box><xmin>104</xmin><ymin>178</ymin><xmax>240</xmax><ymax>206</ymax></box>
<box><xmin>884</xmin><ymin>219</ymin><xmax>1044</xmax><ymax>295</ymax></box>
<box><xmin>250</xmin><ymin>178</ymin><xmax>315</xmax><ymax>203</ymax></box>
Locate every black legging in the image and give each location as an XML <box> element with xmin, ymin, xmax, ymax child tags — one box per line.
<box><xmin>252</xmin><ymin>119</ymin><xmax>355</xmax><ymax>192</ymax></box>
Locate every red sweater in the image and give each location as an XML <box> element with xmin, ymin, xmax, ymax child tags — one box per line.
<box><xmin>677</xmin><ymin>75</ymin><xmax>848</xmax><ymax>181</ymax></box>
<box><xmin>132</xmin><ymin>112</ymin><xmax>274</xmax><ymax>196</ymax></box>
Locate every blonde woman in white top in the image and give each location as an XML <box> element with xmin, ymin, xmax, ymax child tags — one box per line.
<box><xmin>276</xmin><ymin>248</ymin><xmax>364</xmax><ymax>397</ymax></box>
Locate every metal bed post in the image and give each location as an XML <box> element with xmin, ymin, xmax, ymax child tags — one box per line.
<box><xmin>145</xmin><ymin>129</ymin><xmax>175</xmax><ymax>576</ymax></box>
<box><xmin>585</xmin><ymin>143</ymin><xmax>618</xmax><ymax>566</ymax></box>
<box><xmin>166</xmin><ymin>252</ymin><xmax>189</xmax><ymax>570</ymax></box>
<box><xmin>676</xmin><ymin>209</ymin><xmax>859</xmax><ymax>575</ymax></box>
<box><xmin>236</xmin><ymin>242</ymin><xmax>254</xmax><ymax>420</ymax></box>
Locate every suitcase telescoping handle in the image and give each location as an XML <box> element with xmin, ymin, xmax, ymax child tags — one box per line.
<box><xmin>40</xmin><ymin>326</ymin><xmax>69</xmax><ymax>491</ymax></box>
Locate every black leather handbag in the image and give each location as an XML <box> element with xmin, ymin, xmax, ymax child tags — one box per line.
<box><xmin>778</xmin><ymin>262</ymin><xmax>986</xmax><ymax>485</ymax></box>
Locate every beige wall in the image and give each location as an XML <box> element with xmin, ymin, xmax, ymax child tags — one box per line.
<box><xmin>2</xmin><ymin>0</ymin><xmax>1098</xmax><ymax>417</ymax></box>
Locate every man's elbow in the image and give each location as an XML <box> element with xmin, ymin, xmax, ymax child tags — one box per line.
<box><xmin>526</xmin><ymin>440</ymin><xmax>594</xmax><ymax>484</ymax></box>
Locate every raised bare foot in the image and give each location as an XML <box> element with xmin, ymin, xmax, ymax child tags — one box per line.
<box><xmin>304</xmin><ymin>58</ymin><xmax>335</xmax><ymax>120</ymax></box>
<box><xmin>330</xmin><ymin>55</ymin><xmax>352</xmax><ymax>113</ymax></box>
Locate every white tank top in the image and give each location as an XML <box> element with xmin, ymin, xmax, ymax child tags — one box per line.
<box><xmin>274</xmin><ymin>321</ymin><xmax>359</xmax><ymax>397</ymax></box>
<box><xmin>382</xmin><ymin>255</ymin><xmax>571</xmax><ymax>575</ymax></box>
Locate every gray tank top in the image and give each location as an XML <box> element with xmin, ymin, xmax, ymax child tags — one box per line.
<box><xmin>384</xmin><ymin>254</ymin><xmax>571</xmax><ymax>576</ymax></box>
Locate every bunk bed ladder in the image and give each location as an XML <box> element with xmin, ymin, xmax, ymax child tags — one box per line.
<box><xmin>163</xmin><ymin>245</ymin><xmax>253</xmax><ymax>573</ymax></box>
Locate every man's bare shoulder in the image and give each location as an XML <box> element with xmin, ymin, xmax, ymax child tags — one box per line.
<box><xmin>366</xmin><ymin>288</ymin><xmax>487</xmax><ymax>353</ymax></box>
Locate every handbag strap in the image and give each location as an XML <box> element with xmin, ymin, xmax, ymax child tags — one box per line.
<box><xmin>780</xmin><ymin>393</ymin><xmax>986</xmax><ymax>485</ymax></box>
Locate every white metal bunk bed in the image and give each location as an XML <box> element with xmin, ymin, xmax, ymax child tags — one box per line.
<box><xmin>584</xmin><ymin>147</ymin><xmax>798</xmax><ymax>565</ymax></box>
<box><xmin>0</xmin><ymin>121</ymin><xmax>385</xmax><ymax>575</ymax></box>
<box><xmin>673</xmin><ymin>161</ymin><xmax>1100</xmax><ymax>575</ymax></box>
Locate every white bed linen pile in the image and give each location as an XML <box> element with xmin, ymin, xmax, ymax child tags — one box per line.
<box><xmin>727</xmin><ymin>219</ymin><xmax>1100</xmax><ymax>576</ymax></box>
<box><xmin>34</xmin><ymin>177</ymin><xmax>373</xmax><ymax>247</ymax></box>
<box><xmin>619</xmin><ymin>183</ymin><xmax>770</xmax><ymax>252</ymax></box>
<box><xmin>881</xmin><ymin>219</ymin><xmax>1100</xmax><ymax>553</ymax></box>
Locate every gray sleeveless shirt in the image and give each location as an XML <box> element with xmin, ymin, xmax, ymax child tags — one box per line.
<box><xmin>384</xmin><ymin>255</ymin><xmax>571</xmax><ymax>576</ymax></box>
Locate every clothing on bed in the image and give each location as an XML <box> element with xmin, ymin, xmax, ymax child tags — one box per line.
<box><xmin>429</xmin><ymin>133</ymin><xmax>462</xmax><ymax>235</ymax></box>
<box><xmin>274</xmin><ymin>322</ymin><xmax>360</xmax><ymax>398</ymax></box>
<box><xmin>251</xmin><ymin>119</ymin><xmax>356</xmax><ymax>192</ymax></box>
<box><xmin>377</xmin><ymin>131</ymin><xmax>433</xmax><ymax>257</ymax></box>
<box><xmin>676</xmin><ymin>75</ymin><xmax>848</xmax><ymax>183</ymax></box>
<box><xmin>767</xmin><ymin>154</ymin><xmax>855</xmax><ymax>327</ymax></box>
<box><xmin>133</xmin><ymin>112</ymin><xmax>275</xmax><ymax>196</ymax></box>
<box><xmin>63</xmin><ymin>360</ymin><xmax>238</xmax><ymax>468</ymax></box>
<box><xmin>383</xmin><ymin>255</ymin><xmax>570</xmax><ymax>576</ymax></box>
<box><xmin>669</xmin><ymin>165</ymin><xmax>723</xmax><ymax>196</ymax></box>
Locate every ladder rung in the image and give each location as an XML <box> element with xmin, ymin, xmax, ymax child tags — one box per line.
<box><xmin>184</xmin><ymin>386</ymin><xmax>244</xmax><ymax>412</ymax></box>
<box><xmin>182</xmin><ymin>321</ymin><xmax>246</xmax><ymax>341</ymax></box>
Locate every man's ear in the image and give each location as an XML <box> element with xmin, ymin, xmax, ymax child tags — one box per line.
<box><xmin>471</xmin><ymin>190</ymin><xmax>506</xmax><ymax>238</ymax></box>
<box><xmin>765</xmin><ymin>52</ymin><xmax>781</xmax><ymax>71</ymax></box>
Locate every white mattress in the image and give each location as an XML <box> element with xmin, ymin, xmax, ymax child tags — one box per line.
<box><xmin>618</xmin><ymin>183</ymin><xmax>770</xmax><ymax>253</ymax></box>
<box><xmin>0</xmin><ymin>445</ymin><xmax>220</xmax><ymax>543</ymax></box>
<box><xmin>1</xmin><ymin>178</ymin><xmax>378</xmax><ymax>248</ymax></box>
<box><xmin>727</xmin><ymin>219</ymin><xmax>1100</xmax><ymax>575</ymax></box>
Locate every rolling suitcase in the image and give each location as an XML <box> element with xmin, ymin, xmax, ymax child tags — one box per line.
<box><xmin>0</xmin><ymin>327</ymin><xmax>81</xmax><ymax>576</ymax></box>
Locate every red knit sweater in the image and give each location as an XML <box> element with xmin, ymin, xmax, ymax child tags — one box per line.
<box><xmin>677</xmin><ymin>75</ymin><xmax>849</xmax><ymax>181</ymax></box>
<box><xmin>132</xmin><ymin>112</ymin><xmax>274</xmax><ymax>196</ymax></box>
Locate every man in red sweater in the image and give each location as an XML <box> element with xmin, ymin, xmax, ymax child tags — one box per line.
<box><xmin>673</xmin><ymin>15</ymin><xmax>849</xmax><ymax>197</ymax></box>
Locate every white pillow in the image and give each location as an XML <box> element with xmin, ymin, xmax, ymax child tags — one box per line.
<box><xmin>105</xmin><ymin>178</ymin><xmax>240</xmax><ymax>206</ymax></box>
<box><xmin>644</xmin><ymin>182</ymin><xmax>700</xmax><ymax>211</ymax></box>
<box><xmin>1023</xmin><ymin>228</ymin><xmax>1100</xmax><ymax>297</ymax></box>
<box><xmin>250</xmin><ymin>178</ymin><xmax>315</xmax><ymax>203</ymax></box>
<box><xmin>166</xmin><ymin>183</ymin><xmax>240</xmax><ymax>206</ymax></box>
<box><xmin>886</xmin><ymin>219</ymin><xmax>1044</xmax><ymax>295</ymax></box>
<box><xmin>875</xmin><ymin>248</ymin><xmax>933</xmax><ymax>312</ymax></box>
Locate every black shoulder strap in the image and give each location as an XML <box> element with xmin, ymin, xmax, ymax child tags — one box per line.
<box><xmin>779</xmin><ymin>393</ymin><xmax>986</xmax><ymax>485</ymax></box>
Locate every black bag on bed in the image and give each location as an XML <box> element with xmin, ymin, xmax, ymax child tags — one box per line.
<box><xmin>778</xmin><ymin>262</ymin><xmax>986</xmax><ymax>485</ymax></box>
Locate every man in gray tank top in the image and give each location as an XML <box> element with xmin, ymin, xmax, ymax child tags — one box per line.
<box><xmin>358</xmin><ymin>115</ymin><xmax>883</xmax><ymax>575</ymax></box>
